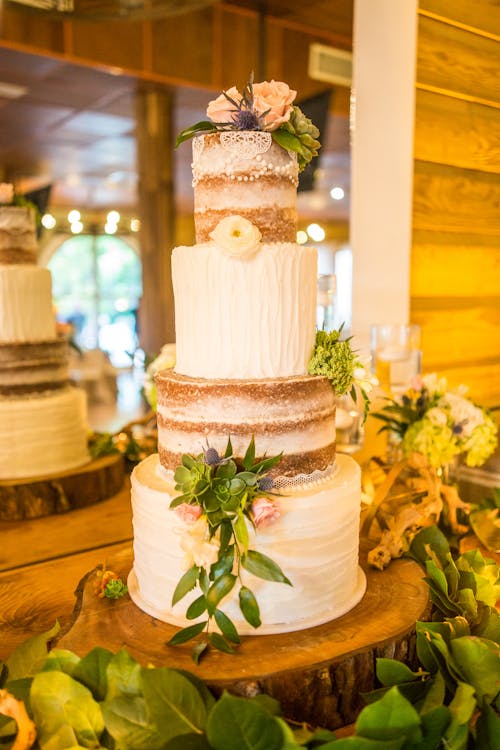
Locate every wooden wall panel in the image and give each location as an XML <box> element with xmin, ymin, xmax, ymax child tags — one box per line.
<box><xmin>414</xmin><ymin>90</ymin><xmax>500</xmax><ymax>173</ymax></box>
<box><xmin>411</xmin><ymin>3</ymin><xmax>500</xmax><ymax>407</ymax></box>
<box><xmin>419</xmin><ymin>0</ymin><xmax>500</xmax><ymax>36</ymax></box>
<box><xmin>71</xmin><ymin>19</ymin><xmax>144</xmax><ymax>71</ymax></box>
<box><xmin>282</xmin><ymin>28</ymin><xmax>337</xmax><ymax>100</ymax></box>
<box><xmin>151</xmin><ymin>8</ymin><xmax>214</xmax><ymax>86</ymax></box>
<box><xmin>417</xmin><ymin>15</ymin><xmax>499</xmax><ymax>103</ymax></box>
<box><xmin>218</xmin><ymin>8</ymin><xmax>260</xmax><ymax>88</ymax></box>
<box><xmin>413</xmin><ymin>161</ymin><xmax>500</xmax><ymax>235</ymax></box>
<box><xmin>0</xmin><ymin>7</ymin><xmax>64</xmax><ymax>52</ymax></box>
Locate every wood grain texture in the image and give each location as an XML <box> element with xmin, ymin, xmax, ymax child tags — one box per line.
<box><xmin>0</xmin><ymin>541</ymin><xmax>131</xmax><ymax>660</ymax></box>
<box><xmin>0</xmin><ymin>6</ymin><xmax>65</xmax><ymax>52</ymax></box>
<box><xmin>413</xmin><ymin>160</ymin><xmax>500</xmax><ymax>235</ymax></box>
<box><xmin>0</xmin><ymin>480</ymin><xmax>132</xmax><ymax>572</ymax></box>
<box><xmin>57</xmin><ymin>543</ymin><xmax>429</xmax><ymax>730</ymax></box>
<box><xmin>414</xmin><ymin>89</ymin><xmax>500</xmax><ymax>173</ymax></box>
<box><xmin>71</xmin><ymin>18</ymin><xmax>144</xmax><ymax>71</ymax></box>
<box><xmin>411</xmin><ymin>232</ymin><xmax>500</xmax><ymax>297</ymax></box>
<box><xmin>421</xmin><ymin>362</ymin><xmax>500</xmax><ymax>408</ymax></box>
<box><xmin>0</xmin><ymin>454</ymin><xmax>125</xmax><ymax>521</ymax></box>
<box><xmin>417</xmin><ymin>16</ymin><xmax>500</xmax><ymax>104</ymax></box>
<box><xmin>151</xmin><ymin>8</ymin><xmax>214</xmax><ymax>85</ymax></box>
<box><xmin>419</xmin><ymin>0</ymin><xmax>500</xmax><ymax>37</ymax></box>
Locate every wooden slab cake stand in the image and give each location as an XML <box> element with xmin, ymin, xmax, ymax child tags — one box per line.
<box><xmin>57</xmin><ymin>539</ymin><xmax>430</xmax><ymax>730</ymax></box>
<box><xmin>0</xmin><ymin>454</ymin><xmax>125</xmax><ymax>520</ymax></box>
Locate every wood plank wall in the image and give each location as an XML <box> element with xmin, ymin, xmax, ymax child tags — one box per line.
<box><xmin>411</xmin><ymin>1</ymin><xmax>500</xmax><ymax>407</ymax></box>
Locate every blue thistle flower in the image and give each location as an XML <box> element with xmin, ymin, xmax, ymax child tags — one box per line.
<box><xmin>204</xmin><ymin>447</ymin><xmax>221</xmax><ymax>466</ymax></box>
<box><xmin>232</xmin><ymin>108</ymin><xmax>261</xmax><ymax>130</ymax></box>
<box><xmin>257</xmin><ymin>475</ymin><xmax>274</xmax><ymax>491</ymax></box>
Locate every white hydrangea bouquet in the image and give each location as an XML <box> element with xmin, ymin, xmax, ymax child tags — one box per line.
<box><xmin>374</xmin><ymin>373</ymin><xmax>498</xmax><ymax>469</ymax></box>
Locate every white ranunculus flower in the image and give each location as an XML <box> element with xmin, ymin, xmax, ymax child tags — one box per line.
<box><xmin>210</xmin><ymin>215</ymin><xmax>262</xmax><ymax>259</ymax></box>
<box><xmin>422</xmin><ymin>373</ymin><xmax>448</xmax><ymax>397</ymax></box>
<box><xmin>441</xmin><ymin>392</ymin><xmax>484</xmax><ymax>437</ymax></box>
<box><xmin>180</xmin><ymin>517</ymin><xmax>220</xmax><ymax>571</ymax></box>
<box><xmin>426</xmin><ymin>407</ymin><xmax>448</xmax><ymax>426</ymax></box>
<box><xmin>0</xmin><ymin>183</ymin><xmax>14</xmax><ymax>204</ymax></box>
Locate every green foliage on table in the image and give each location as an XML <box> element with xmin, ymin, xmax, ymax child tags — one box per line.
<box><xmin>0</xmin><ymin>532</ymin><xmax>498</xmax><ymax>749</ymax></box>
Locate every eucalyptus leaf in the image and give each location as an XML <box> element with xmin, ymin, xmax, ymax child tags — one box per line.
<box><xmin>206</xmin><ymin>692</ymin><xmax>284</xmax><ymax>750</ymax></box>
<box><xmin>141</xmin><ymin>667</ymin><xmax>209</xmax><ymax>739</ymax></box>
<box><xmin>239</xmin><ymin>586</ymin><xmax>261</xmax><ymax>628</ymax></box>
<box><xmin>199</xmin><ymin>568</ymin><xmax>210</xmax><ymax>596</ymax></box>
<box><xmin>172</xmin><ymin>566</ymin><xmax>199</xmax><ymax>606</ymax></box>
<box><xmin>175</xmin><ymin>121</ymin><xmax>217</xmax><ymax>147</ymax></box>
<box><xmin>168</xmin><ymin>621</ymin><xmax>208</xmax><ymax>646</ymax></box>
<box><xmin>72</xmin><ymin>646</ymin><xmax>113</xmax><ymax>701</ymax></box>
<box><xmin>206</xmin><ymin>574</ymin><xmax>236</xmax><ymax>615</ymax></box>
<box><xmin>219</xmin><ymin>520</ymin><xmax>233</xmax><ymax>552</ymax></box>
<box><xmin>31</xmin><ymin>670</ymin><xmax>105</xmax><ymax>749</ymax></box>
<box><xmin>186</xmin><ymin>596</ymin><xmax>208</xmax><ymax>620</ymax></box>
<box><xmin>192</xmin><ymin>641</ymin><xmax>209</xmax><ymax>666</ymax></box>
<box><xmin>355</xmin><ymin>686</ymin><xmax>422</xmax><ymax>741</ymax></box>
<box><xmin>234</xmin><ymin>513</ymin><xmax>249</xmax><ymax>552</ymax></box>
<box><xmin>242</xmin><ymin>549</ymin><xmax>292</xmax><ymax>585</ymax></box>
<box><xmin>214</xmin><ymin>610</ymin><xmax>240</xmax><ymax>644</ymax></box>
<box><xmin>6</xmin><ymin>621</ymin><xmax>60</xmax><ymax>680</ymax></box>
<box><xmin>376</xmin><ymin>658</ymin><xmax>424</xmax><ymax>687</ymax></box>
<box><xmin>102</xmin><ymin>695</ymin><xmax>166</xmax><ymax>750</ymax></box>
<box><xmin>208</xmin><ymin>632</ymin><xmax>235</xmax><ymax>655</ymax></box>
<box><xmin>211</xmin><ymin>546</ymin><xmax>234</xmax><ymax>580</ymax></box>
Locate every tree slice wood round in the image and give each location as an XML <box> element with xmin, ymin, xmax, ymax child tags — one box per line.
<box><xmin>0</xmin><ymin>454</ymin><xmax>125</xmax><ymax>520</ymax></box>
<box><xmin>57</xmin><ymin>540</ymin><xmax>430</xmax><ymax>730</ymax></box>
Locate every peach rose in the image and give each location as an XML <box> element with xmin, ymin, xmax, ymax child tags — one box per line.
<box><xmin>0</xmin><ymin>183</ymin><xmax>14</xmax><ymax>204</ymax></box>
<box><xmin>206</xmin><ymin>86</ymin><xmax>242</xmax><ymax>124</ymax></box>
<box><xmin>251</xmin><ymin>497</ymin><xmax>280</xmax><ymax>528</ymax></box>
<box><xmin>175</xmin><ymin>503</ymin><xmax>202</xmax><ymax>524</ymax></box>
<box><xmin>252</xmin><ymin>80</ymin><xmax>296</xmax><ymax>131</ymax></box>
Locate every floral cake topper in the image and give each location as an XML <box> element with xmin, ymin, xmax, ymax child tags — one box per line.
<box><xmin>176</xmin><ymin>74</ymin><xmax>321</xmax><ymax>171</ymax></box>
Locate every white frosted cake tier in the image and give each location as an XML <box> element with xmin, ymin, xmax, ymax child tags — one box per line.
<box><xmin>172</xmin><ymin>242</ymin><xmax>317</xmax><ymax>379</ymax></box>
<box><xmin>129</xmin><ymin>453</ymin><xmax>366</xmax><ymax>635</ymax></box>
<box><xmin>0</xmin><ymin>266</ymin><xmax>56</xmax><ymax>343</ymax></box>
<box><xmin>0</xmin><ymin>386</ymin><xmax>90</xmax><ymax>479</ymax></box>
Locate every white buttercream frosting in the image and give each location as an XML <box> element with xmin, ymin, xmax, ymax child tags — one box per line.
<box><xmin>0</xmin><ymin>266</ymin><xmax>56</xmax><ymax>343</ymax></box>
<box><xmin>0</xmin><ymin>387</ymin><xmax>89</xmax><ymax>479</ymax></box>
<box><xmin>172</xmin><ymin>242</ymin><xmax>317</xmax><ymax>379</ymax></box>
<box><xmin>129</xmin><ymin>453</ymin><xmax>365</xmax><ymax>635</ymax></box>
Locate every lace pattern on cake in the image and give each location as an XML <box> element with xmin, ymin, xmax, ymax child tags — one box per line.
<box><xmin>219</xmin><ymin>131</ymin><xmax>272</xmax><ymax>159</ymax></box>
<box><xmin>192</xmin><ymin>135</ymin><xmax>206</xmax><ymax>164</ymax></box>
<box><xmin>156</xmin><ymin>459</ymin><xmax>338</xmax><ymax>494</ymax></box>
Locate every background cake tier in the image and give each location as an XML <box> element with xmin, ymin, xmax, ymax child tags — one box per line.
<box><xmin>156</xmin><ymin>369</ymin><xmax>336</xmax><ymax>477</ymax></box>
<box><xmin>0</xmin><ymin>339</ymin><xmax>69</xmax><ymax>395</ymax></box>
<box><xmin>192</xmin><ymin>132</ymin><xmax>298</xmax><ymax>243</ymax></box>
<box><xmin>0</xmin><ymin>206</ymin><xmax>37</xmax><ymax>264</ymax></box>
<box><xmin>0</xmin><ymin>266</ymin><xmax>57</xmax><ymax>343</ymax></box>
<box><xmin>0</xmin><ymin>386</ymin><xmax>89</xmax><ymax>479</ymax></box>
<box><xmin>173</xmin><ymin>242</ymin><xmax>317</xmax><ymax>379</ymax></box>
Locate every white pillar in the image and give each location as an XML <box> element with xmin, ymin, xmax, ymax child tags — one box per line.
<box><xmin>350</xmin><ymin>0</ymin><xmax>418</xmax><ymax>349</ymax></box>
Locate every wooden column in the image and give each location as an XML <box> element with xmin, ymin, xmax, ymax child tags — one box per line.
<box><xmin>136</xmin><ymin>83</ymin><xmax>176</xmax><ymax>356</ymax></box>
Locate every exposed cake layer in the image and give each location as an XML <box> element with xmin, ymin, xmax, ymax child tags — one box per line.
<box><xmin>0</xmin><ymin>266</ymin><xmax>56</xmax><ymax>343</ymax></box>
<box><xmin>173</xmin><ymin>242</ymin><xmax>317</xmax><ymax>379</ymax></box>
<box><xmin>0</xmin><ymin>206</ymin><xmax>37</xmax><ymax>264</ymax></box>
<box><xmin>0</xmin><ymin>339</ymin><xmax>69</xmax><ymax>394</ymax></box>
<box><xmin>192</xmin><ymin>132</ymin><xmax>298</xmax><ymax>243</ymax></box>
<box><xmin>129</xmin><ymin>453</ymin><xmax>365</xmax><ymax>634</ymax></box>
<box><xmin>0</xmin><ymin>386</ymin><xmax>90</xmax><ymax>479</ymax></box>
<box><xmin>156</xmin><ymin>370</ymin><xmax>336</xmax><ymax>478</ymax></box>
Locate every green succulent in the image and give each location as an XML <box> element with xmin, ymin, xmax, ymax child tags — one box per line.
<box><xmin>272</xmin><ymin>105</ymin><xmax>321</xmax><ymax>171</ymax></box>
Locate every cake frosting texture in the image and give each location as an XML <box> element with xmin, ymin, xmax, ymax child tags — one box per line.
<box><xmin>0</xmin><ymin>266</ymin><xmax>57</xmax><ymax>343</ymax></box>
<box><xmin>173</xmin><ymin>242</ymin><xmax>316</xmax><ymax>379</ymax></box>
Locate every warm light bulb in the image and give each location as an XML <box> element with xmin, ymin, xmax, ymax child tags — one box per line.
<box><xmin>105</xmin><ymin>222</ymin><xmax>117</xmax><ymax>235</ymax></box>
<box><xmin>307</xmin><ymin>223</ymin><xmax>326</xmax><ymax>242</ymax></box>
<box><xmin>68</xmin><ymin>209</ymin><xmax>80</xmax><ymax>223</ymax></box>
<box><xmin>296</xmin><ymin>230</ymin><xmax>308</xmax><ymax>245</ymax></box>
<box><xmin>130</xmin><ymin>218</ymin><xmax>141</xmax><ymax>232</ymax></box>
<box><xmin>330</xmin><ymin>186</ymin><xmax>345</xmax><ymax>201</ymax></box>
<box><xmin>41</xmin><ymin>213</ymin><xmax>56</xmax><ymax>230</ymax></box>
<box><xmin>71</xmin><ymin>221</ymin><xmax>83</xmax><ymax>234</ymax></box>
<box><xmin>107</xmin><ymin>210</ymin><xmax>120</xmax><ymax>224</ymax></box>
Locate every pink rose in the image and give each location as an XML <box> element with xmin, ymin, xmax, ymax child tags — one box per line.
<box><xmin>410</xmin><ymin>374</ymin><xmax>423</xmax><ymax>391</ymax></box>
<box><xmin>175</xmin><ymin>503</ymin><xmax>202</xmax><ymax>524</ymax></box>
<box><xmin>251</xmin><ymin>80</ymin><xmax>296</xmax><ymax>131</ymax></box>
<box><xmin>206</xmin><ymin>86</ymin><xmax>242</xmax><ymax>124</ymax></box>
<box><xmin>251</xmin><ymin>497</ymin><xmax>280</xmax><ymax>528</ymax></box>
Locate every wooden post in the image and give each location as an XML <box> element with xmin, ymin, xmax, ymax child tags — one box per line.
<box><xmin>135</xmin><ymin>83</ymin><xmax>176</xmax><ymax>356</ymax></box>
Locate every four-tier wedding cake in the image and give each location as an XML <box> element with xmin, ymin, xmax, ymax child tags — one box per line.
<box><xmin>128</xmin><ymin>80</ymin><xmax>366</xmax><ymax>639</ymax></box>
<box><xmin>0</xmin><ymin>188</ymin><xmax>89</xmax><ymax>479</ymax></box>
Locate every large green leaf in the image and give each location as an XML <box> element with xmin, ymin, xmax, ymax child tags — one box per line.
<box><xmin>242</xmin><ymin>550</ymin><xmax>292</xmax><ymax>585</ymax></box>
<box><xmin>410</xmin><ymin>526</ymin><xmax>450</xmax><ymax>566</ymax></box>
<box><xmin>206</xmin><ymin>692</ymin><xmax>283</xmax><ymax>750</ymax></box>
<box><xmin>474</xmin><ymin>703</ymin><xmax>500</xmax><ymax>750</ymax></box>
<box><xmin>6</xmin><ymin>621</ymin><xmax>60</xmax><ymax>680</ymax></box>
<box><xmin>175</xmin><ymin>121</ymin><xmax>217</xmax><ymax>148</ymax></box>
<box><xmin>450</xmin><ymin>637</ymin><xmax>500</xmax><ymax>705</ymax></box>
<box><xmin>355</xmin><ymin>686</ymin><xmax>422</xmax><ymax>742</ymax></box>
<box><xmin>318</xmin><ymin>738</ymin><xmax>404</xmax><ymax>749</ymax></box>
<box><xmin>41</xmin><ymin>650</ymin><xmax>81</xmax><ymax>677</ymax></box>
<box><xmin>420</xmin><ymin>672</ymin><xmax>446</xmax><ymax>715</ymax></box>
<box><xmin>411</xmin><ymin>706</ymin><xmax>451</xmax><ymax>750</ymax></box>
<box><xmin>165</xmin><ymin>735</ymin><xmax>211</xmax><ymax>749</ymax></box>
<box><xmin>376</xmin><ymin>658</ymin><xmax>424</xmax><ymax>687</ymax></box>
<box><xmin>141</xmin><ymin>667</ymin><xmax>208</xmax><ymax>740</ymax></box>
<box><xmin>105</xmin><ymin>649</ymin><xmax>142</xmax><ymax>701</ymax></box>
<box><xmin>31</xmin><ymin>670</ymin><xmax>104</xmax><ymax>749</ymax></box>
<box><xmin>102</xmin><ymin>695</ymin><xmax>166</xmax><ymax>750</ymax></box>
<box><xmin>72</xmin><ymin>647</ymin><xmax>113</xmax><ymax>701</ymax></box>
